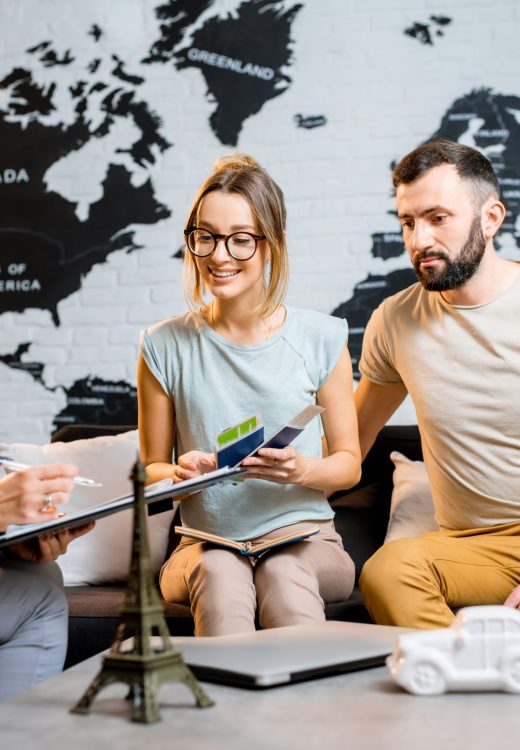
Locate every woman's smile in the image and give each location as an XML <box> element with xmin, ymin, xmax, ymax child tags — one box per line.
<box><xmin>208</xmin><ymin>267</ymin><xmax>242</xmax><ymax>279</ymax></box>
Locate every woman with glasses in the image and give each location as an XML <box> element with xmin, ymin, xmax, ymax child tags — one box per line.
<box><xmin>137</xmin><ymin>154</ymin><xmax>361</xmax><ymax>636</ymax></box>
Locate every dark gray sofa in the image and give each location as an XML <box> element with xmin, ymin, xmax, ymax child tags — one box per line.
<box><xmin>52</xmin><ymin>424</ymin><xmax>423</xmax><ymax>668</ymax></box>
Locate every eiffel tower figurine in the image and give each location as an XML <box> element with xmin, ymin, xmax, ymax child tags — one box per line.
<box><xmin>71</xmin><ymin>457</ymin><xmax>214</xmax><ymax>723</ymax></box>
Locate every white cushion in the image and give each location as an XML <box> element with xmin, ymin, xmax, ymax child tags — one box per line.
<box><xmin>6</xmin><ymin>431</ymin><xmax>176</xmax><ymax>585</ymax></box>
<box><xmin>385</xmin><ymin>450</ymin><xmax>438</xmax><ymax>543</ymax></box>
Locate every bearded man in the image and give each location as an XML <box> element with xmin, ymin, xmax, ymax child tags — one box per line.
<box><xmin>355</xmin><ymin>138</ymin><xmax>520</xmax><ymax>627</ymax></box>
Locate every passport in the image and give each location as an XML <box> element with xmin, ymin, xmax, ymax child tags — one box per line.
<box><xmin>215</xmin><ymin>405</ymin><xmax>324</xmax><ymax>469</ymax></box>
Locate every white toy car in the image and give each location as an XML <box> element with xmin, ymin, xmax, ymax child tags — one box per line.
<box><xmin>386</xmin><ymin>605</ymin><xmax>520</xmax><ymax>695</ymax></box>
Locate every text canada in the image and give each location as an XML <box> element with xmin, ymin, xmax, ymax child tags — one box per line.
<box><xmin>0</xmin><ymin>168</ymin><xmax>29</xmax><ymax>184</ymax></box>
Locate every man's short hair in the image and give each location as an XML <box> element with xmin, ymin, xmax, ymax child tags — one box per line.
<box><xmin>392</xmin><ymin>139</ymin><xmax>500</xmax><ymax>206</ymax></box>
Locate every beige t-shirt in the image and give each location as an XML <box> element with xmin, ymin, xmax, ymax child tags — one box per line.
<box><xmin>360</xmin><ymin>275</ymin><xmax>520</xmax><ymax>530</ymax></box>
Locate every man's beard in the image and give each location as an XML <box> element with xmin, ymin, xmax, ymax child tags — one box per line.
<box><xmin>413</xmin><ymin>216</ymin><xmax>486</xmax><ymax>292</ymax></box>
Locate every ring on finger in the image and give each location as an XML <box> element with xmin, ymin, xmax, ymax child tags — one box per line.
<box><xmin>41</xmin><ymin>493</ymin><xmax>54</xmax><ymax>513</ymax></box>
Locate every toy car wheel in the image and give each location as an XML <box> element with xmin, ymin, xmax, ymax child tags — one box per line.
<box><xmin>408</xmin><ymin>659</ymin><xmax>446</xmax><ymax>695</ymax></box>
<box><xmin>503</xmin><ymin>655</ymin><xmax>520</xmax><ymax>693</ymax></box>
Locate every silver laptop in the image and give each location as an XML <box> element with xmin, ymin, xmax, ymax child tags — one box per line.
<box><xmin>171</xmin><ymin>621</ymin><xmax>411</xmax><ymax>688</ymax></box>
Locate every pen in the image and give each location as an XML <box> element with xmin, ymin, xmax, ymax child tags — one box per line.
<box><xmin>0</xmin><ymin>457</ymin><xmax>102</xmax><ymax>487</ymax></box>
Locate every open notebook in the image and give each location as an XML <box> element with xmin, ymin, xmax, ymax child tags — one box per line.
<box><xmin>174</xmin><ymin>524</ymin><xmax>321</xmax><ymax>558</ymax></box>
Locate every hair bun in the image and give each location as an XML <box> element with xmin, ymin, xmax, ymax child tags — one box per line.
<box><xmin>213</xmin><ymin>153</ymin><xmax>260</xmax><ymax>173</ymax></box>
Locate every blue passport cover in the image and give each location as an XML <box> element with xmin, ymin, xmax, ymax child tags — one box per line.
<box><xmin>216</xmin><ymin>426</ymin><xmax>264</xmax><ymax>469</ymax></box>
<box><xmin>258</xmin><ymin>426</ymin><xmax>301</xmax><ymax>451</ymax></box>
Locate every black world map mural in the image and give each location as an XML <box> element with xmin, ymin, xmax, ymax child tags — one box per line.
<box><xmin>1</xmin><ymin>3</ymin><xmax>520</xmax><ymax>433</ymax></box>
<box><xmin>0</xmin><ymin>0</ymin><xmax>304</xmax><ymax>432</ymax></box>
<box><xmin>146</xmin><ymin>0</ymin><xmax>302</xmax><ymax>146</ymax></box>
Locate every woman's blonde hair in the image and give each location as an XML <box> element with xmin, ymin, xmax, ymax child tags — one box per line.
<box><xmin>182</xmin><ymin>154</ymin><xmax>288</xmax><ymax>316</ymax></box>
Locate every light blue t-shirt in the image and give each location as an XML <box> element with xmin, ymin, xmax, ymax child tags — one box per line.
<box><xmin>141</xmin><ymin>307</ymin><xmax>348</xmax><ymax>540</ymax></box>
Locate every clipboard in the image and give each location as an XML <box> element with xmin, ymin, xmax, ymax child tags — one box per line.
<box><xmin>0</xmin><ymin>466</ymin><xmax>245</xmax><ymax>548</ymax></box>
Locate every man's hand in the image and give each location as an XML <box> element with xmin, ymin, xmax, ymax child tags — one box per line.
<box><xmin>7</xmin><ymin>522</ymin><xmax>95</xmax><ymax>562</ymax></box>
<box><xmin>504</xmin><ymin>585</ymin><xmax>520</xmax><ymax>609</ymax></box>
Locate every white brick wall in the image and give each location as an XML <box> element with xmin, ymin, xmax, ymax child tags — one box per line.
<box><xmin>1</xmin><ymin>0</ymin><xmax>519</xmax><ymax>443</ymax></box>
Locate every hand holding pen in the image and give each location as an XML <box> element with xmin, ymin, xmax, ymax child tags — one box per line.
<box><xmin>0</xmin><ymin>463</ymin><xmax>82</xmax><ymax>526</ymax></box>
<box><xmin>0</xmin><ymin>457</ymin><xmax>101</xmax><ymax>525</ymax></box>
<box><xmin>0</xmin><ymin>457</ymin><xmax>102</xmax><ymax>487</ymax></box>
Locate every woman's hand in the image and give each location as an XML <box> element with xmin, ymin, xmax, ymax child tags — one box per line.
<box><xmin>241</xmin><ymin>446</ymin><xmax>307</xmax><ymax>485</ymax></box>
<box><xmin>7</xmin><ymin>522</ymin><xmax>95</xmax><ymax>562</ymax></box>
<box><xmin>174</xmin><ymin>451</ymin><xmax>217</xmax><ymax>482</ymax></box>
<box><xmin>0</xmin><ymin>464</ymin><xmax>79</xmax><ymax>530</ymax></box>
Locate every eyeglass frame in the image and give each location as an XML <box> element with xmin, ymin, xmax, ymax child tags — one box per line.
<box><xmin>184</xmin><ymin>227</ymin><xmax>266</xmax><ymax>261</ymax></box>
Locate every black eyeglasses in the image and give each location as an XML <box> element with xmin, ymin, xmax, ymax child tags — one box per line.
<box><xmin>184</xmin><ymin>227</ymin><xmax>266</xmax><ymax>261</ymax></box>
